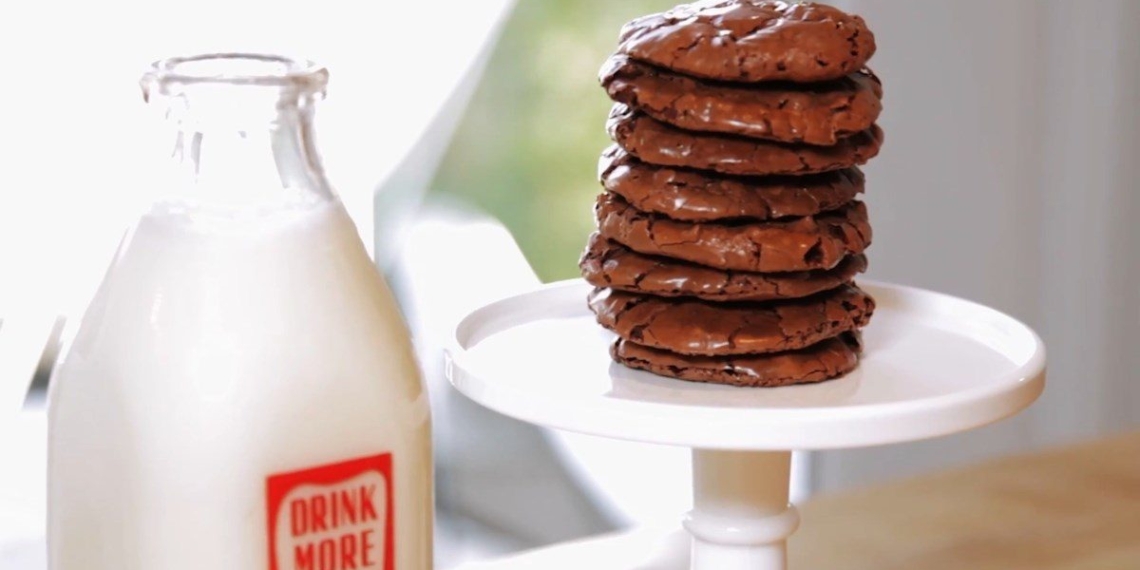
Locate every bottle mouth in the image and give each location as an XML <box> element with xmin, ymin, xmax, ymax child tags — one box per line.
<box><xmin>141</xmin><ymin>53</ymin><xmax>328</xmax><ymax>102</ymax></box>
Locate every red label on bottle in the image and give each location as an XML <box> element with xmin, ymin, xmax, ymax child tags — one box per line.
<box><xmin>267</xmin><ymin>454</ymin><xmax>394</xmax><ymax>570</ymax></box>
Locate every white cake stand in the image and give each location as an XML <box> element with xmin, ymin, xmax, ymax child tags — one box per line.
<box><xmin>444</xmin><ymin>279</ymin><xmax>1045</xmax><ymax>570</ymax></box>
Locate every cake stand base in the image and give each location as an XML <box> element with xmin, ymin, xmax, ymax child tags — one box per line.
<box><xmin>686</xmin><ymin>450</ymin><xmax>796</xmax><ymax>570</ymax></box>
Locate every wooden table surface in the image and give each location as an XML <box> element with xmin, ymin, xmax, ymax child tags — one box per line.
<box><xmin>791</xmin><ymin>431</ymin><xmax>1140</xmax><ymax>569</ymax></box>
<box><xmin>459</xmin><ymin>431</ymin><xmax>1140</xmax><ymax>569</ymax></box>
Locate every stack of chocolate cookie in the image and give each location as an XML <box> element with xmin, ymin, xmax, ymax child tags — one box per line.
<box><xmin>581</xmin><ymin>0</ymin><xmax>882</xmax><ymax>387</ymax></box>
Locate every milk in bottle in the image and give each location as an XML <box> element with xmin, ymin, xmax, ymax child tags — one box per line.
<box><xmin>47</xmin><ymin>54</ymin><xmax>433</xmax><ymax>570</ymax></box>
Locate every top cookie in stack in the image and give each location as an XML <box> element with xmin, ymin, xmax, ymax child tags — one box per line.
<box><xmin>581</xmin><ymin>0</ymin><xmax>882</xmax><ymax>388</ymax></box>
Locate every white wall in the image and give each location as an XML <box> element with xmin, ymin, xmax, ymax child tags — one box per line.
<box><xmin>0</xmin><ymin>0</ymin><xmax>513</xmax><ymax>323</ymax></box>
<box><xmin>815</xmin><ymin>0</ymin><xmax>1140</xmax><ymax>491</ymax></box>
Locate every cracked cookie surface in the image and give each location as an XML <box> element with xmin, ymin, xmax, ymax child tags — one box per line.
<box><xmin>588</xmin><ymin>283</ymin><xmax>873</xmax><ymax>356</ymax></box>
<box><xmin>601</xmin><ymin>55</ymin><xmax>881</xmax><ymax>145</ymax></box>
<box><xmin>595</xmin><ymin>192</ymin><xmax>871</xmax><ymax>273</ymax></box>
<box><xmin>581</xmin><ymin>233</ymin><xmax>867</xmax><ymax>302</ymax></box>
<box><xmin>600</xmin><ymin>146</ymin><xmax>863</xmax><ymax>222</ymax></box>
<box><xmin>612</xmin><ymin>332</ymin><xmax>861</xmax><ymax>386</ymax></box>
<box><xmin>608</xmin><ymin>104</ymin><xmax>882</xmax><ymax>175</ymax></box>
<box><xmin>617</xmin><ymin>0</ymin><xmax>875</xmax><ymax>83</ymax></box>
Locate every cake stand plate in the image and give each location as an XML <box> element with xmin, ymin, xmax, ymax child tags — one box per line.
<box><xmin>444</xmin><ymin>279</ymin><xmax>1045</xmax><ymax>570</ymax></box>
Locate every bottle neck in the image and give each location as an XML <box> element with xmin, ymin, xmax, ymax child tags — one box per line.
<box><xmin>164</xmin><ymin>102</ymin><xmax>331</xmax><ymax>212</ymax></box>
<box><xmin>140</xmin><ymin>54</ymin><xmax>335</xmax><ymax>216</ymax></box>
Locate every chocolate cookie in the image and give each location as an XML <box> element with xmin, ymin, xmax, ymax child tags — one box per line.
<box><xmin>588</xmin><ymin>283</ymin><xmax>873</xmax><ymax>356</ymax></box>
<box><xmin>581</xmin><ymin>233</ymin><xmax>867</xmax><ymax>302</ymax></box>
<box><xmin>601</xmin><ymin>55</ymin><xmax>882</xmax><ymax>145</ymax></box>
<box><xmin>600</xmin><ymin>146</ymin><xmax>863</xmax><ymax>222</ymax></box>
<box><xmin>612</xmin><ymin>332</ymin><xmax>862</xmax><ymax>387</ymax></box>
<box><xmin>608</xmin><ymin>104</ymin><xmax>882</xmax><ymax>176</ymax></box>
<box><xmin>596</xmin><ymin>192</ymin><xmax>871</xmax><ymax>273</ymax></box>
<box><xmin>617</xmin><ymin>0</ymin><xmax>875</xmax><ymax>83</ymax></box>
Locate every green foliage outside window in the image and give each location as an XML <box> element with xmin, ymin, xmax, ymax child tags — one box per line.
<box><xmin>431</xmin><ymin>0</ymin><xmax>669</xmax><ymax>281</ymax></box>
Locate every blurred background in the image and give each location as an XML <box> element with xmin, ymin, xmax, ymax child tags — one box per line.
<box><xmin>2</xmin><ymin>0</ymin><xmax>1139</xmax><ymax>568</ymax></box>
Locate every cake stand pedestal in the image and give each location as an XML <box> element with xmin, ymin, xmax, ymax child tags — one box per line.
<box><xmin>444</xmin><ymin>280</ymin><xmax>1045</xmax><ymax>570</ymax></box>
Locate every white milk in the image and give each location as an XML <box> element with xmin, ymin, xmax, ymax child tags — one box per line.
<box><xmin>48</xmin><ymin>199</ymin><xmax>432</xmax><ymax>570</ymax></box>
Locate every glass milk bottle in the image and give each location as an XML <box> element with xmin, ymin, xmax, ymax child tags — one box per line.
<box><xmin>48</xmin><ymin>54</ymin><xmax>433</xmax><ymax>570</ymax></box>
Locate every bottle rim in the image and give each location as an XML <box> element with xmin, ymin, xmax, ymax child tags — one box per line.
<box><xmin>141</xmin><ymin>53</ymin><xmax>328</xmax><ymax>101</ymax></box>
